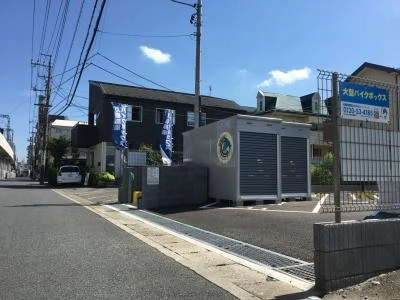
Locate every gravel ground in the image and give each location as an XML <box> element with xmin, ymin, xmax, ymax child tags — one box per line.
<box><xmin>322</xmin><ymin>269</ymin><xmax>400</xmax><ymax>299</ymax></box>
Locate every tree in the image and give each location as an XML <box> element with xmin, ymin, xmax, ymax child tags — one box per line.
<box><xmin>138</xmin><ymin>143</ymin><xmax>162</xmax><ymax>166</ymax></box>
<box><xmin>311</xmin><ymin>152</ymin><xmax>333</xmax><ymax>185</ymax></box>
<box><xmin>46</xmin><ymin>136</ymin><xmax>70</xmax><ymax>167</ymax></box>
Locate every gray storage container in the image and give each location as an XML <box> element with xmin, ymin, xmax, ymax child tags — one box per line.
<box><xmin>280</xmin><ymin>122</ymin><xmax>311</xmax><ymax>199</ymax></box>
<box><xmin>183</xmin><ymin>115</ymin><xmax>311</xmax><ymax>205</ymax></box>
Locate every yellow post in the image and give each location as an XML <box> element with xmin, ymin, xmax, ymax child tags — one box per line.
<box><xmin>132</xmin><ymin>191</ymin><xmax>142</xmax><ymax>206</ymax></box>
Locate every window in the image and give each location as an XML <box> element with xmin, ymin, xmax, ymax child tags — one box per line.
<box><xmin>156</xmin><ymin>108</ymin><xmax>175</xmax><ymax>124</ymax></box>
<box><xmin>89</xmin><ymin>152</ymin><xmax>94</xmax><ymax>167</ymax></box>
<box><xmin>187</xmin><ymin>111</ymin><xmax>206</xmax><ymax>127</ymax></box>
<box><xmin>312</xmin><ymin>146</ymin><xmax>322</xmax><ymax>158</ymax></box>
<box><xmin>106</xmin><ymin>146</ymin><xmax>116</xmax><ymax>173</ymax></box>
<box><xmin>311</xmin><ymin>123</ymin><xmax>323</xmax><ymax>131</ymax></box>
<box><xmin>265</xmin><ymin>96</ymin><xmax>277</xmax><ymax>111</ymax></box>
<box><xmin>127</xmin><ymin>105</ymin><xmax>142</xmax><ymax>122</ymax></box>
<box><xmin>187</xmin><ymin>111</ymin><xmax>194</xmax><ymax>126</ymax></box>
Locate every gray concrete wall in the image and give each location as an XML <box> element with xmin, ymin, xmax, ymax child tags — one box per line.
<box><xmin>314</xmin><ymin>219</ymin><xmax>400</xmax><ymax>294</ymax></box>
<box><xmin>140</xmin><ymin>165</ymin><xmax>208</xmax><ymax>209</ymax></box>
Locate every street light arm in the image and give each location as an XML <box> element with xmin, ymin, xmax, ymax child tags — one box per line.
<box><xmin>170</xmin><ymin>0</ymin><xmax>195</xmax><ymax>8</ymax></box>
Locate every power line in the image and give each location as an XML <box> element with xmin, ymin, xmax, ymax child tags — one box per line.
<box><xmin>29</xmin><ymin>0</ymin><xmax>37</xmax><ymax>147</ymax></box>
<box><xmin>38</xmin><ymin>0</ymin><xmax>51</xmax><ymax>60</ymax></box>
<box><xmin>50</xmin><ymin>0</ymin><xmax>70</xmax><ymax>69</ymax></box>
<box><xmin>54</xmin><ymin>0</ymin><xmax>100</xmax><ymax>115</ymax></box>
<box><xmin>97</xmin><ymin>29</ymin><xmax>193</xmax><ymax>38</ymax></box>
<box><xmin>91</xmin><ymin>63</ymin><xmax>144</xmax><ymax>87</ymax></box>
<box><xmin>52</xmin><ymin>53</ymin><xmax>96</xmax><ymax>78</ymax></box>
<box><xmin>50</xmin><ymin>65</ymin><xmax>91</xmax><ymax>114</ymax></box>
<box><xmin>98</xmin><ymin>52</ymin><xmax>173</xmax><ymax>91</ymax></box>
<box><xmin>58</xmin><ymin>0</ymin><xmax>100</xmax><ymax>110</ymax></box>
<box><xmin>46</xmin><ymin>0</ymin><xmax>64</xmax><ymax>56</ymax></box>
<box><xmin>53</xmin><ymin>0</ymin><xmax>85</xmax><ymax>96</ymax></box>
<box><xmin>55</xmin><ymin>0</ymin><xmax>107</xmax><ymax>116</ymax></box>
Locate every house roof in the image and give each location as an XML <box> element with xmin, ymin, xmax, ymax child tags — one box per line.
<box><xmin>241</xmin><ymin>105</ymin><xmax>257</xmax><ymax>113</ymax></box>
<box><xmin>300</xmin><ymin>93</ymin><xmax>316</xmax><ymax>113</ymax></box>
<box><xmin>90</xmin><ymin>81</ymin><xmax>246</xmax><ymax>112</ymax></box>
<box><xmin>51</xmin><ymin>119</ymin><xmax>79</xmax><ymax>128</ymax></box>
<box><xmin>351</xmin><ymin>62</ymin><xmax>400</xmax><ymax>77</ymax></box>
<box><xmin>258</xmin><ymin>91</ymin><xmax>303</xmax><ymax>112</ymax></box>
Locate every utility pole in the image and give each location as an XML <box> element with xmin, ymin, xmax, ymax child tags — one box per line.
<box><xmin>193</xmin><ymin>0</ymin><xmax>202</xmax><ymax>128</ymax></box>
<box><xmin>171</xmin><ymin>0</ymin><xmax>202</xmax><ymax>128</ymax></box>
<box><xmin>32</xmin><ymin>55</ymin><xmax>52</xmax><ymax>184</ymax></box>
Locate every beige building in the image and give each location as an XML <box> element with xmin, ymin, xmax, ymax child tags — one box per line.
<box><xmin>49</xmin><ymin>119</ymin><xmax>87</xmax><ymax>160</ymax></box>
<box><xmin>255</xmin><ymin>91</ymin><xmax>331</xmax><ymax>164</ymax></box>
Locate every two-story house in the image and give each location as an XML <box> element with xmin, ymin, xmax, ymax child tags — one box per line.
<box><xmin>72</xmin><ymin>81</ymin><xmax>248</xmax><ymax>175</ymax></box>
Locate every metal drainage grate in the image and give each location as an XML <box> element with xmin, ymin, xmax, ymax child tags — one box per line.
<box><xmin>278</xmin><ymin>264</ymin><xmax>315</xmax><ymax>282</ymax></box>
<box><xmin>114</xmin><ymin>204</ymin><xmax>315</xmax><ymax>283</ymax></box>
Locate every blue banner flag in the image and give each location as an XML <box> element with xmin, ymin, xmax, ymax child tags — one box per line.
<box><xmin>160</xmin><ymin>109</ymin><xmax>174</xmax><ymax>166</ymax></box>
<box><xmin>111</xmin><ymin>102</ymin><xmax>128</xmax><ymax>149</ymax></box>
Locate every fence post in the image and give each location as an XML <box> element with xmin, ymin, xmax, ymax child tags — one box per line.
<box><xmin>332</xmin><ymin>72</ymin><xmax>341</xmax><ymax>223</ymax></box>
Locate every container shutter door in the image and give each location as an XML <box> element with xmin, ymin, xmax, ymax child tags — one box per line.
<box><xmin>281</xmin><ymin>136</ymin><xmax>308</xmax><ymax>193</ymax></box>
<box><xmin>240</xmin><ymin>131</ymin><xmax>277</xmax><ymax>195</ymax></box>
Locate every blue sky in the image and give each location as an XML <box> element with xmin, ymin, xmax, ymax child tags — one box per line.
<box><xmin>1</xmin><ymin>0</ymin><xmax>399</xmax><ymax>161</ymax></box>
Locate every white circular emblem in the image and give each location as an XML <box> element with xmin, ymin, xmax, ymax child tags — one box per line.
<box><xmin>217</xmin><ymin>132</ymin><xmax>233</xmax><ymax>163</ymax></box>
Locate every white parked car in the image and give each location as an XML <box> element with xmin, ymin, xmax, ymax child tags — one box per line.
<box><xmin>57</xmin><ymin>165</ymin><xmax>82</xmax><ymax>185</ymax></box>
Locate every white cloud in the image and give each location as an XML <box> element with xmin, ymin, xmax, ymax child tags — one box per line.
<box><xmin>139</xmin><ymin>45</ymin><xmax>171</xmax><ymax>64</ymax></box>
<box><xmin>257</xmin><ymin>67</ymin><xmax>311</xmax><ymax>88</ymax></box>
<box><xmin>238</xmin><ymin>68</ymin><xmax>248</xmax><ymax>75</ymax></box>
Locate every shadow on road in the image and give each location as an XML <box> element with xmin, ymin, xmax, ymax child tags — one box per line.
<box><xmin>0</xmin><ymin>183</ymin><xmax>52</xmax><ymax>189</ymax></box>
<box><xmin>0</xmin><ymin>180</ymin><xmax>85</xmax><ymax>190</ymax></box>
<box><xmin>275</xmin><ymin>288</ymin><xmax>320</xmax><ymax>299</ymax></box>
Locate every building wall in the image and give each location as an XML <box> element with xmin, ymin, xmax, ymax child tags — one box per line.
<box><xmin>89</xmin><ymin>142</ymin><xmax>107</xmax><ymax>173</ymax></box>
<box><xmin>50</xmin><ymin>126</ymin><xmax>72</xmax><ymax>139</ymax></box>
<box><xmin>96</xmin><ymin>93</ymin><xmax>245</xmax><ymax>161</ymax></box>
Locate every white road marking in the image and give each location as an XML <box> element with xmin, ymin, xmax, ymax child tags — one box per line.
<box><xmin>199</xmin><ymin>202</ymin><xmax>218</xmax><ymax>209</ymax></box>
<box><xmin>312</xmin><ymin>193</ymin><xmax>329</xmax><ymax>213</ymax></box>
<box><xmin>219</xmin><ymin>207</ymin><xmax>315</xmax><ymax>214</ymax></box>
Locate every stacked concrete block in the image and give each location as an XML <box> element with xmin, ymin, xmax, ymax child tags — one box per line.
<box><xmin>314</xmin><ymin>219</ymin><xmax>400</xmax><ymax>294</ymax></box>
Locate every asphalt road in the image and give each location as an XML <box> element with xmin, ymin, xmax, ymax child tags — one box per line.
<box><xmin>0</xmin><ymin>180</ymin><xmax>235</xmax><ymax>299</ymax></box>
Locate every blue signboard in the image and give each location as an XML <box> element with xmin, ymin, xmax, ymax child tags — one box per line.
<box><xmin>111</xmin><ymin>102</ymin><xmax>127</xmax><ymax>149</ymax></box>
<box><xmin>339</xmin><ymin>82</ymin><xmax>389</xmax><ymax>123</ymax></box>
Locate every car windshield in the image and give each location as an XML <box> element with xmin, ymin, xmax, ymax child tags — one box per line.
<box><xmin>60</xmin><ymin>166</ymin><xmax>80</xmax><ymax>173</ymax></box>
